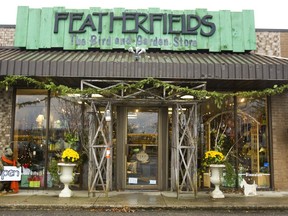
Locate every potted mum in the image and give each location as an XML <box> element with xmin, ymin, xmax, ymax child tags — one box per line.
<box><xmin>61</xmin><ymin>148</ymin><xmax>80</xmax><ymax>163</ymax></box>
<box><xmin>202</xmin><ymin>150</ymin><xmax>226</xmax><ymax>198</ymax></box>
<box><xmin>202</xmin><ymin>150</ymin><xmax>225</xmax><ymax>168</ymax></box>
<box><xmin>58</xmin><ymin>148</ymin><xmax>80</xmax><ymax>197</ymax></box>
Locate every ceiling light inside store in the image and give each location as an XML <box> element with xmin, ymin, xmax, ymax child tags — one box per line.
<box><xmin>67</xmin><ymin>94</ymin><xmax>81</xmax><ymax>97</ymax></box>
<box><xmin>181</xmin><ymin>95</ymin><xmax>194</xmax><ymax>99</ymax></box>
<box><xmin>128</xmin><ymin>112</ymin><xmax>137</xmax><ymax>119</ymax></box>
<box><xmin>240</xmin><ymin>98</ymin><xmax>245</xmax><ymax>103</ymax></box>
<box><xmin>91</xmin><ymin>94</ymin><xmax>103</xmax><ymax>98</ymax></box>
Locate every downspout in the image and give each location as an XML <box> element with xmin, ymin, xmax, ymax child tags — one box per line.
<box><xmin>267</xmin><ymin>96</ymin><xmax>274</xmax><ymax>190</ymax></box>
<box><xmin>234</xmin><ymin>96</ymin><xmax>239</xmax><ymax>188</ymax></box>
<box><xmin>44</xmin><ymin>90</ymin><xmax>51</xmax><ymax>189</ymax></box>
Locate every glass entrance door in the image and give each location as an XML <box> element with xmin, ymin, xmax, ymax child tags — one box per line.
<box><xmin>126</xmin><ymin>108</ymin><xmax>159</xmax><ymax>188</ymax></box>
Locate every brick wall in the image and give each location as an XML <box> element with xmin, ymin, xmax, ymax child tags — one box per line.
<box><xmin>0</xmin><ymin>27</ymin><xmax>15</xmax><ymax>47</ymax></box>
<box><xmin>254</xmin><ymin>32</ymin><xmax>281</xmax><ymax>57</ymax></box>
<box><xmin>271</xmin><ymin>93</ymin><xmax>288</xmax><ymax>190</ymax></box>
<box><xmin>280</xmin><ymin>32</ymin><xmax>288</xmax><ymax>58</ymax></box>
<box><xmin>0</xmin><ymin>27</ymin><xmax>14</xmax><ymax>153</ymax></box>
<box><xmin>254</xmin><ymin>31</ymin><xmax>288</xmax><ymax>58</ymax></box>
<box><xmin>0</xmin><ymin>89</ymin><xmax>13</xmax><ymax>151</ymax></box>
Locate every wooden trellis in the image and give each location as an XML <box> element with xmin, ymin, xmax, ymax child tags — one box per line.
<box><xmin>82</xmin><ymin>79</ymin><xmax>203</xmax><ymax>197</ymax></box>
<box><xmin>171</xmin><ymin>103</ymin><xmax>199</xmax><ymax>198</ymax></box>
<box><xmin>88</xmin><ymin>101</ymin><xmax>113</xmax><ymax>197</ymax></box>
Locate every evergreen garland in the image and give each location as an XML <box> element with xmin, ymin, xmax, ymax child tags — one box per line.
<box><xmin>1</xmin><ymin>75</ymin><xmax>287</xmax><ymax>107</ymax></box>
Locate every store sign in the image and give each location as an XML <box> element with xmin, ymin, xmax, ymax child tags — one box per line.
<box><xmin>0</xmin><ymin>166</ymin><xmax>22</xmax><ymax>181</ymax></box>
<box><xmin>53</xmin><ymin>12</ymin><xmax>216</xmax><ymax>36</ymax></box>
<box><xmin>14</xmin><ymin>6</ymin><xmax>256</xmax><ymax>52</ymax></box>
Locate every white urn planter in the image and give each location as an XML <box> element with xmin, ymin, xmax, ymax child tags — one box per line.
<box><xmin>209</xmin><ymin>164</ymin><xmax>225</xmax><ymax>198</ymax></box>
<box><xmin>57</xmin><ymin>163</ymin><xmax>76</xmax><ymax>198</ymax></box>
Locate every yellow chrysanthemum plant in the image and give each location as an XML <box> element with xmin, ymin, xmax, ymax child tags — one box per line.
<box><xmin>202</xmin><ymin>150</ymin><xmax>225</xmax><ymax>169</ymax></box>
<box><xmin>61</xmin><ymin>148</ymin><xmax>80</xmax><ymax>163</ymax></box>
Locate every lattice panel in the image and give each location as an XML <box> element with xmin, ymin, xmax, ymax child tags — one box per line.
<box><xmin>172</xmin><ymin>103</ymin><xmax>199</xmax><ymax>198</ymax></box>
<box><xmin>88</xmin><ymin>101</ymin><xmax>113</xmax><ymax>196</ymax></box>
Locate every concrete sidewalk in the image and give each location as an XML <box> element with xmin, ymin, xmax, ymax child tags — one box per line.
<box><xmin>0</xmin><ymin>190</ymin><xmax>288</xmax><ymax>211</ymax></box>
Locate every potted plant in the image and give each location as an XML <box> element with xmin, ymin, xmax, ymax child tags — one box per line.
<box><xmin>64</xmin><ymin>133</ymin><xmax>79</xmax><ymax>149</ymax></box>
<box><xmin>202</xmin><ymin>150</ymin><xmax>226</xmax><ymax>198</ymax></box>
<box><xmin>60</xmin><ymin>148</ymin><xmax>80</xmax><ymax>163</ymax></box>
<box><xmin>58</xmin><ymin>148</ymin><xmax>80</xmax><ymax>197</ymax></box>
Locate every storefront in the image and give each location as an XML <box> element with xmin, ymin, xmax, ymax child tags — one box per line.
<box><xmin>0</xmin><ymin>6</ymin><xmax>288</xmax><ymax>193</ymax></box>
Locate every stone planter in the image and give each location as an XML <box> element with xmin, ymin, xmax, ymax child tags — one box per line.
<box><xmin>210</xmin><ymin>164</ymin><xmax>225</xmax><ymax>198</ymax></box>
<box><xmin>57</xmin><ymin>163</ymin><xmax>76</xmax><ymax>198</ymax></box>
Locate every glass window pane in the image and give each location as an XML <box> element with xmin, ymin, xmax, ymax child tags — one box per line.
<box><xmin>15</xmin><ymin>89</ymin><xmax>48</xmax><ymax>189</ymax></box>
<box><xmin>14</xmin><ymin>90</ymin><xmax>85</xmax><ymax>189</ymax></box>
<box><xmin>238</xmin><ymin>97</ymin><xmax>270</xmax><ymax>188</ymax></box>
<box><xmin>48</xmin><ymin>96</ymin><xmax>82</xmax><ymax>188</ymax></box>
<box><xmin>201</xmin><ymin>97</ymin><xmax>270</xmax><ymax>189</ymax></box>
<box><xmin>126</xmin><ymin>108</ymin><xmax>158</xmax><ymax>186</ymax></box>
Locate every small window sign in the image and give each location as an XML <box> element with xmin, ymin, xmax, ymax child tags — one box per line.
<box><xmin>128</xmin><ymin>177</ymin><xmax>138</xmax><ymax>184</ymax></box>
<box><xmin>0</xmin><ymin>166</ymin><xmax>22</xmax><ymax>181</ymax></box>
<box><xmin>149</xmin><ymin>180</ymin><xmax>157</xmax><ymax>185</ymax></box>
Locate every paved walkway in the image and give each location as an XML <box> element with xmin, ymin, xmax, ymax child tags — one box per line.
<box><xmin>0</xmin><ymin>190</ymin><xmax>288</xmax><ymax>211</ymax></box>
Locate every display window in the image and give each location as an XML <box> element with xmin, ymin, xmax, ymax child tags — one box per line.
<box><xmin>47</xmin><ymin>96</ymin><xmax>84</xmax><ymax>189</ymax></box>
<box><xmin>14</xmin><ymin>89</ymin><xmax>85</xmax><ymax>189</ymax></box>
<box><xmin>237</xmin><ymin>97</ymin><xmax>269</xmax><ymax>188</ymax></box>
<box><xmin>201</xmin><ymin>97</ymin><xmax>270</xmax><ymax>189</ymax></box>
<box><xmin>14</xmin><ymin>89</ymin><xmax>48</xmax><ymax>188</ymax></box>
